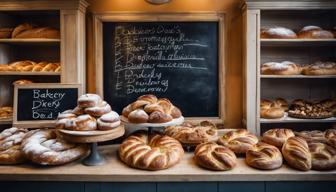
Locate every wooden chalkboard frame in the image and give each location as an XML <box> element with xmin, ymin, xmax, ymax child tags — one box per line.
<box><xmin>93</xmin><ymin>12</ymin><xmax>226</xmax><ymax>124</ymax></box>
<box><xmin>13</xmin><ymin>83</ymin><xmax>82</xmax><ymax>128</ymax></box>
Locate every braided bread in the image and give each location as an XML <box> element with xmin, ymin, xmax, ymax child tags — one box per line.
<box><xmin>0</xmin><ymin>127</ymin><xmax>28</xmax><ymax>164</ymax></box>
<box><xmin>0</xmin><ymin>106</ymin><xmax>13</xmax><ymax>119</ymax></box>
<box><xmin>262</xmin><ymin>128</ymin><xmax>294</xmax><ymax>148</ymax></box>
<box><xmin>218</xmin><ymin>129</ymin><xmax>258</xmax><ymax>154</ymax></box>
<box><xmin>308</xmin><ymin>142</ymin><xmax>336</xmax><ymax>170</ymax></box>
<box><xmin>122</xmin><ymin>94</ymin><xmax>182</xmax><ymax>124</ymax></box>
<box><xmin>12</xmin><ymin>79</ymin><xmax>34</xmax><ymax>85</ymax></box>
<box><xmin>165</xmin><ymin>121</ymin><xmax>218</xmax><ymax>145</ymax></box>
<box><xmin>194</xmin><ymin>142</ymin><xmax>237</xmax><ymax>171</ymax></box>
<box><xmin>246</xmin><ymin>142</ymin><xmax>283</xmax><ymax>170</ymax></box>
<box><xmin>119</xmin><ymin>131</ymin><xmax>184</xmax><ymax>170</ymax></box>
<box><xmin>282</xmin><ymin>137</ymin><xmax>312</xmax><ymax>171</ymax></box>
<box><xmin>21</xmin><ymin>129</ymin><xmax>88</xmax><ymax>165</ymax></box>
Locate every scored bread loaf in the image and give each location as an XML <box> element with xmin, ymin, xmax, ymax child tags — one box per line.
<box><xmin>246</xmin><ymin>142</ymin><xmax>283</xmax><ymax>170</ymax></box>
<box><xmin>261</xmin><ymin>27</ymin><xmax>297</xmax><ymax>39</ymax></box>
<box><xmin>260</xmin><ymin>99</ymin><xmax>285</xmax><ymax>119</ymax></box>
<box><xmin>298</xmin><ymin>26</ymin><xmax>334</xmax><ymax>39</ymax></box>
<box><xmin>308</xmin><ymin>142</ymin><xmax>336</xmax><ymax>171</ymax></box>
<box><xmin>262</xmin><ymin>128</ymin><xmax>295</xmax><ymax>148</ymax></box>
<box><xmin>218</xmin><ymin>129</ymin><xmax>258</xmax><ymax>154</ymax></box>
<box><xmin>261</xmin><ymin>61</ymin><xmax>301</xmax><ymax>75</ymax></box>
<box><xmin>119</xmin><ymin>131</ymin><xmax>184</xmax><ymax>170</ymax></box>
<box><xmin>282</xmin><ymin>136</ymin><xmax>312</xmax><ymax>171</ymax></box>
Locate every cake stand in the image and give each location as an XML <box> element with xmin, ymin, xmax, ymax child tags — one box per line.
<box><xmin>58</xmin><ymin>125</ymin><xmax>125</xmax><ymax>166</ymax></box>
<box><xmin>121</xmin><ymin>116</ymin><xmax>184</xmax><ymax>135</ymax></box>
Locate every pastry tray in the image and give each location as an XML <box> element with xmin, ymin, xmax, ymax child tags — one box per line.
<box><xmin>288</xmin><ymin>112</ymin><xmax>334</xmax><ymax>119</ymax></box>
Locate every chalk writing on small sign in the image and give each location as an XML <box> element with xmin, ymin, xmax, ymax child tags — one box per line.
<box><xmin>13</xmin><ymin>84</ymin><xmax>81</xmax><ymax>127</ymax></box>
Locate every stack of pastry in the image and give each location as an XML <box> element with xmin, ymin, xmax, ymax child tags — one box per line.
<box><xmin>122</xmin><ymin>94</ymin><xmax>182</xmax><ymax>123</ymax></box>
<box><xmin>165</xmin><ymin>121</ymin><xmax>218</xmax><ymax>146</ymax></box>
<box><xmin>0</xmin><ymin>106</ymin><xmax>13</xmax><ymax>120</ymax></box>
<box><xmin>260</xmin><ymin>98</ymin><xmax>288</xmax><ymax>119</ymax></box>
<box><xmin>0</xmin><ymin>60</ymin><xmax>61</xmax><ymax>72</ymax></box>
<box><xmin>56</xmin><ymin>94</ymin><xmax>121</xmax><ymax>131</ymax></box>
<box><xmin>288</xmin><ymin>99</ymin><xmax>334</xmax><ymax>119</ymax></box>
<box><xmin>0</xmin><ymin>23</ymin><xmax>60</xmax><ymax>39</ymax></box>
<box><xmin>261</xmin><ymin>26</ymin><xmax>334</xmax><ymax>39</ymax></box>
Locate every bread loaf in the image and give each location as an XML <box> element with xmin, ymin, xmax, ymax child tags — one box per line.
<box><xmin>260</xmin><ymin>99</ymin><xmax>285</xmax><ymax>119</ymax></box>
<box><xmin>0</xmin><ymin>127</ymin><xmax>28</xmax><ymax>164</ymax></box>
<box><xmin>282</xmin><ymin>137</ymin><xmax>312</xmax><ymax>171</ymax></box>
<box><xmin>302</xmin><ymin>61</ymin><xmax>336</xmax><ymax>76</ymax></box>
<box><xmin>308</xmin><ymin>142</ymin><xmax>336</xmax><ymax>170</ymax></box>
<box><xmin>262</xmin><ymin>128</ymin><xmax>294</xmax><ymax>148</ymax></box>
<box><xmin>261</xmin><ymin>61</ymin><xmax>301</xmax><ymax>75</ymax></box>
<box><xmin>218</xmin><ymin>129</ymin><xmax>258</xmax><ymax>154</ymax></box>
<box><xmin>246</xmin><ymin>142</ymin><xmax>283</xmax><ymax>170</ymax></box>
<box><xmin>0</xmin><ymin>28</ymin><xmax>13</xmax><ymax>38</ymax></box>
<box><xmin>261</xmin><ymin>27</ymin><xmax>297</xmax><ymax>39</ymax></box>
<box><xmin>13</xmin><ymin>26</ymin><xmax>60</xmax><ymax>39</ymax></box>
<box><xmin>298</xmin><ymin>26</ymin><xmax>334</xmax><ymax>39</ymax></box>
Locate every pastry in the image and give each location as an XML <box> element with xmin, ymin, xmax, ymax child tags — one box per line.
<box><xmin>0</xmin><ymin>127</ymin><xmax>28</xmax><ymax>164</ymax></box>
<box><xmin>302</xmin><ymin>61</ymin><xmax>336</xmax><ymax>76</ymax></box>
<box><xmin>12</xmin><ymin>79</ymin><xmax>34</xmax><ymax>85</ymax></box>
<box><xmin>119</xmin><ymin>131</ymin><xmax>184</xmax><ymax>170</ymax></box>
<box><xmin>97</xmin><ymin>111</ymin><xmax>121</xmax><ymax>130</ymax></box>
<box><xmin>246</xmin><ymin>142</ymin><xmax>283</xmax><ymax>170</ymax></box>
<box><xmin>260</xmin><ymin>99</ymin><xmax>285</xmax><ymax>119</ymax></box>
<box><xmin>165</xmin><ymin>121</ymin><xmax>218</xmax><ymax>145</ymax></box>
<box><xmin>0</xmin><ymin>106</ymin><xmax>13</xmax><ymax>119</ymax></box>
<box><xmin>298</xmin><ymin>26</ymin><xmax>334</xmax><ymax>39</ymax></box>
<box><xmin>84</xmin><ymin>101</ymin><xmax>112</xmax><ymax>117</ymax></box>
<box><xmin>64</xmin><ymin>114</ymin><xmax>97</xmax><ymax>131</ymax></box>
<box><xmin>218</xmin><ymin>129</ymin><xmax>258</xmax><ymax>154</ymax></box>
<box><xmin>21</xmin><ymin>129</ymin><xmax>88</xmax><ymax>165</ymax></box>
<box><xmin>261</xmin><ymin>61</ymin><xmax>301</xmax><ymax>75</ymax></box>
<box><xmin>289</xmin><ymin>99</ymin><xmax>333</xmax><ymax>119</ymax></box>
<box><xmin>77</xmin><ymin>93</ymin><xmax>102</xmax><ymax>108</ymax></box>
<box><xmin>122</xmin><ymin>94</ymin><xmax>182</xmax><ymax>123</ymax></box>
<box><xmin>282</xmin><ymin>136</ymin><xmax>312</xmax><ymax>171</ymax></box>
<box><xmin>194</xmin><ymin>142</ymin><xmax>237</xmax><ymax>171</ymax></box>
<box><xmin>261</xmin><ymin>27</ymin><xmax>297</xmax><ymax>39</ymax></box>
<box><xmin>0</xmin><ymin>28</ymin><xmax>13</xmax><ymax>38</ymax></box>
<box><xmin>262</xmin><ymin>128</ymin><xmax>295</xmax><ymax>148</ymax></box>
<box><xmin>55</xmin><ymin>110</ymin><xmax>77</xmax><ymax>129</ymax></box>
<box><xmin>308</xmin><ymin>142</ymin><xmax>336</xmax><ymax>170</ymax></box>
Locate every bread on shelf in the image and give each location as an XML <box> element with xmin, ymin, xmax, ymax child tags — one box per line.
<box><xmin>262</xmin><ymin>128</ymin><xmax>295</xmax><ymax>148</ymax></box>
<box><xmin>0</xmin><ymin>28</ymin><xmax>14</xmax><ymax>38</ymax></box>
<box><xmin>0</xmin><ymin>106</ymin><xmax>13</xmax><ymax>120</ymax></box>
<box><xmin>122</xmin><ymin>94</ymin><xmax>182</xmax><ymax>124</ymax></box>
<box><xmin>288</xmin><ymin>99</ymin><xmax>334</xmax><ymax>119</ymax></box>
<box><xmin>260</xmin><ymin>99</ymin><xmax>287</xmax><ymax>119</ymax></box>
<box><xmin>302</xmin><ymin>61</ymin><xmax>336</xmax><ymax>76</ymax></box>
<box><xmin>12</xmin><ymin>79</ymin><xmax>34</xmax><ymax>85</ymax></box>
<box><xmin>298</xmin><ymin>26</ymin><xmax>334</xmax><ymax>39</ymax></box>
<box><xmin>261</xmin><ymin>61</ymin><xmax>302</xmax><ymax>75</ymax></box>
<box><xmin>261</xmin><ymin>27</ymin><xmax>297</xmax><ymax>39</ymax></box>
<box><xmin>308</xmin><ymin>141</ymin><xmax>336</xmax><ymax>171</ymax></box>
<box><xmin>11</xmin><ymin>23</ymin><xmax>59</xmax><ymax>39</ymax></box>
<box><xmin>0</xmin><ymin>60</ymin><xmax>61</xmax><ymax>73</ymax></box>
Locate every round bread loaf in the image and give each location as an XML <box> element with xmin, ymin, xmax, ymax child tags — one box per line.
<box><xmin>298</xmin><ymin>26</ymin><xmax>334</xmax><ymax>39</ymax></box>
<box><xmin>194</xmin><ymin>142</ymin><xmax>237</xmax><ymax>171</ymax></box>
<box><xmin>246</xmin><ymin>142</ymin><xmax>283</xmax><ymax>170</ymax></box>
<box><xmin>308</xmin><ymin>142</ymin><xmax>336</xmax><ymax>170</ymax></box>
<box><xmin>261</xmin><ymin>27</ymin><xmax>297</xmax><ymax>39</ymax></box>
<box><xmin>262</xmin><ymin>128</ymin><xmax>295</xmax><ymax>148</ymax></box>
<box><xmin>218</xmin><ymin>129</ymin><xmax>258</xmax><ymax>154</ymax></box>
<box><xmin>0</xmin><ymin>127</ymin><xmax>28</xmax><ymax>164</ymax></box>
<box><xmin>294</xmin><ymin>130</ymin><xmax>327</xmax><ymax>143</ymax></box>
<box><xmin>21</xmin><ymin>129</ymin><xmax>88</xmax><ymax>165</ymax></box>
<box><xmin>260</xmin><ymin>99</ymin><xmax>285</xmax><ymax>119</ymax></box>
<box><xmin>282</xmin><ymin>136</ymin><xmax>312</xmax><ymax>171</ymax></box>
<box><xmin>119</xmin><ymin>131</ymin><xmax>184</xmax><ymax>170</ymax></box>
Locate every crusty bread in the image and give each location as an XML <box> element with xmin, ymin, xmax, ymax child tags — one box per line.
<box><xmin>260</xmin><ymin>99</ymin><xmax>285</xmax><ymax>119</ymax></box>
<box><xmin>0</xmin><ymin>28</ymin><xmax>13</xmax><ymax>38</ymax></box>
<box><xmin>262</xmin><ymin>128</ymin><xmax>295</xmax><ymax>148</ymax></box>
<box><xmin>246</xmin><ymin>142</ymin><xmax>283</xmax><ymax>170</ymax></box>
<box><xmin>11</xmin><ymin>23</ymin><xmax>33</xmax><ymax>38</ymax></box>
<box><xmin>298</xmin><ymin>26</ymin><xmax>334</xmax><ymax>39</ymax></box>
<box><xmin>194</xmin><ymin>142</ymin><xmax>237</xmax><ymax>171</ymax></box>
<box><xmin>282</xmin><ymin>136</ymin><xmax>312</xmax><ymax>171</ymax></box>
<box><xmin>261</xmin><ymin>27</ymin><xmax>297</xmax><ymax>39</ymax></box>
<box><xmin>14</xmin><ymin>27</ymin><xmax>60</xmax><ymax>39</ymax></box>
<box><xmin>308</xmin><ymin>142</ymin><xmax>336</xmax><ymax>171</ymax></box>
<box><xmin>302</xmin><ymin>61</ymin><xmax>336</xmax><ymax>76</ymax></box>
<box><xmin>119</xmin><ymin>131</ymin><xmax>184</xmax><ymax>170</ymax></box>
<box><xmin>218</xmin><ymin>129</ymin><xmax>258</xmax><ymax>154</ymax></box>
<box><xmin>261</xmin><ymin>61</ymin><xmax>302</xmax><ymax>75</ymax></box>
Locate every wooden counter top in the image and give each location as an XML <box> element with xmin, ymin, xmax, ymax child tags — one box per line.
<box><xmin>0</xmin><ymin>145</ymin><xmax>335</xmax><ymax>182</ymax></box>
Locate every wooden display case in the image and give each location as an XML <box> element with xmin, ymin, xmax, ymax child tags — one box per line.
<box><xmin>0</xmin><ymin>0</ymin><xmax>88</xmax><ymax>126</ymax></box>
<box><xmin>241</xmin><ymin>0</ymin><xmax>336</xmax><ymax>135</ymax></box>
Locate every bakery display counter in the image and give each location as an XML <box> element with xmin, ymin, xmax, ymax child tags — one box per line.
<box><xmin>0</xmin><ymin>144</ymin><xmax>335</xmax><ymax>182</ymax></box>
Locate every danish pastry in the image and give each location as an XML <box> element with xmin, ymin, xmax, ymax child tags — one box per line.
<box><xmin>119</xmin><ymin>131</ymin><xmax>184</xmax><ymax>170</ymax></box>
<box><xmin>194</xmin><ymin>142</ymin><xmax>237</xmax><ymax>171</ymax></box>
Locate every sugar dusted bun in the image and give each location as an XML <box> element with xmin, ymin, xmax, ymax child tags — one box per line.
<box><xmin>78</xmin><ymin>94</ymin><xmax>102</xmax><ymax>108</ymax></box>
<box><xmin>262</xmin><ymin>128</ymin><xmax>294</xmax><ymax>148</ymax></box>
<box><xmin>84</xmin><ymin>101</ymin><xmax>112</xmax><ymax>117</ymax></box>
<box><xmin>298</xmin><ymin>26</ymin><xmax>334</xmax><ymax>39</ymax></box>
<box><xmin>97</xmin><ymin>111</ymin><xmax>121</xmax><ymax>130</ymax></box>
<box><xmin>261</xmin><ymin>61</ymin><xmax>301</xmax><ymax>75</ymax></box>
<box><xmin>128</xmin><ymin>109</ymin><xmax>149</xmax><ymax>123</ymax></box>
<box><xmin>282</xmin><ymin>136</ymin><xmax>312</xmax><ymax>171</ymax></box>
<box><xmin>261</xmin><ymin>27</ymin><xmax>297</xmax><ymax>39</ymax></box>
<box><xmin>194</xmin><ymin>142</ymin><xmax>237</xmax><ymax>171</ymax></box>
<box><xmin>246</xmin><ymin>142</ymin><xmax>283</xmax><ymax>170</ymax></box>
<box><xmin>55</xmin><ymin>110</ymin><xmax>77</xmax><ymax>129</ymax></box>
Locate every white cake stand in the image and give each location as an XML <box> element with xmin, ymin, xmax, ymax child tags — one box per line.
<box><xmin>121</xmin><ymin>116</ymin><xmax>184</xmax><ymax>135</ymax></box>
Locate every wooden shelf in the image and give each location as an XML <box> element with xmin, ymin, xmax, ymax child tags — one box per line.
<box><xmin>0</xmin><ymin>144</ymin><xmax>335</xmax><ymax>182</ymax></box>
<box><xmin>0</xmin><ymin>38</ymin><xmax>60</xmax><ymax>45</ymax></box>
<box><xmin>260</xmin><ymin>39</ymin><xmax>336</xmax><ymax>46</ymax></box>
<box><xmin>261</xmin><ymin>75</ymin><xmax>336</xmax><ymax>79</ymax></box>
<box><xmin>261</xmin><ymin>116</ymin><xmax>336</xmax><ymax>124</ymax></box>
<box><xmin>0</xmin><ymin>118</ymin><xmax>12</xmax><ymax>125</ymax></box>
<box><xmin>0</xmin><ymin>71</ymin><xmax>60</xmax><ymax>76</ymax></box>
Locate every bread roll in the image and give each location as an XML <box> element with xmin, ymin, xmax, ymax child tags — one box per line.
<box><xmin>298</xmin><ymin>26</ymin><xmax>334</xmax><ymax>39</ymax></box>
<box><xmin>282</xmin><ymin>137</ymin><xmax>312</xmax><ymax>171</ymax></box>
<box><xmin>218</xmin><ymin>129</ymin><xmax>258</xmax><ymax>154</ymax></box>
<box><xmin>246</xmin><ymin>142</ymin><xmax>283</xmax><ymax>170</ymax></box>
<box><xmin>261</xmin><ymin>27</ymin><xmax>297</xmax><ymax>39</ymax></box>
<box><xmin>194</xmin><ymin>142</ymin><xmax>237</xmax><ymax>171</ymax></box>
<box><xmin>262</xmin><ymin>128</ymin><xmax>294</xmax><ymax>148</ymax></box>
<box><xmin>12</xmin><ymin>79</ymin><xmax>34</xmax><ymax>85</ymax></box>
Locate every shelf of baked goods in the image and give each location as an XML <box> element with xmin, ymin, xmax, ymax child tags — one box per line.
<box><xmin>0</xmin><ymin>38</ymin><xmax>60</xmax><ymax>45</ymax></box>
<box><xmin>261</xmin><ymin>114</ymin><xmax>336</xmax><ymax>124</ymax></box>
<box><xmin>0</xmin><ymin>71</ymin><xmax>60</xmax><ymax>76</ymax></box>
<box><xmin>260</xmin><ymin>75</ymin><xmax>336</xmax><ymax>79</ymax></box>
<box><xmin>0</xmin><ymin>61</ymin><xmax>61</xmax><ymax>75</ymax></box>
<box><xmin>260</xmin><ymin>39</ymin><xmax>336</xmax><ymax>46</ymax></box>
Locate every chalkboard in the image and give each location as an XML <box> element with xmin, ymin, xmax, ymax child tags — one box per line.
<box><xmin>103</xmin><ymin>22</ymin><xmax>219</xmax><ymax>117</ymax></box>
<box><xmin>13</xmin><ymin>84</ymin><xmax>82</xmax><ymax>128</ymax></box>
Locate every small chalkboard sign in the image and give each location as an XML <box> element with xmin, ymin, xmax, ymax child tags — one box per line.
<box><xmin>94</xmin><ymin>13</ymin><xmax>225</xmax><ymax>124</ymax></box>
<box><xmin>13</xmin><ymin>83</ymin><xmax>82</xmax><ymax>128</ymax></box>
